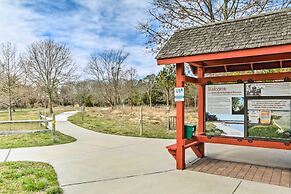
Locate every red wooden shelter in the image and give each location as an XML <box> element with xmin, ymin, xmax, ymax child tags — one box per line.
<box><xmin>156</xmin><ymin>9</ymin><xmax>291</xmax><ymax>170</ymax></box>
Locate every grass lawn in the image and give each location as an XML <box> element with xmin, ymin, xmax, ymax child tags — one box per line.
<box><xmin>69</xmin><ymin>107</ymin><xmax>198</xmax><ymax>139</ymax></box>
<box><xmin>0</xmin><ymin>131</ymin><xmax>76</xmax><ymax>149</ymax></box>
<box><xmin>0</xmin><ymin>161</ymin><xmax>63</xmax><ymax>194</ymax></box>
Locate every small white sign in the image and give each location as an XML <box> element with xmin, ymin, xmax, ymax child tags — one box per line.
<box><xmin>174</xmin><ymin>87</ymin><xmax>184</xmax><ymax>102</ymax></box>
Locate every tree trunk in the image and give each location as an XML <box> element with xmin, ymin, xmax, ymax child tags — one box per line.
<box><xmin>8</xmin><ymin>84</ymin><xmax>13</xmax><ymax>120</ymax></box>
<box><xmin>194</xmin><ymin>90</ymin><xmax>197</xmax><ymax>109</ymax></box>
<box><xmin>166</xmin><ymin>89</ymin><xmax>170</xmax><ymax>112</ymax></box>
<box><xmin>223</xmin><ymin>0</ymin><xmax>229</xmax><ymax>20</ymax></box>
<box><xmin>8</xmin><ymin>107</ymin><xmax>12</xmax><ymax>121</ymax></box>
<box><xmin>48</xmin><ymin>94</ymin><xmax>53</xmax><ymax>114</ymax></box>
<box><xmin>148</xmin><ymin>91</ymin><xmax>152</xmax><ymax>107</ymax></box>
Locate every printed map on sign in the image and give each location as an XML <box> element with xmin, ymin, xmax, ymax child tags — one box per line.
<box><xmin>248</xmin><ymin>99</ymin><xmax>291</xmax><ymax>139</ymax></box>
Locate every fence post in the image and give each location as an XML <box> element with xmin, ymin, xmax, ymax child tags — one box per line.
<box><xmin>139</xmin><ymin>106</ymin><xmax>143</xmax><ymax>136</ymax></box>
<box><xmin>38</xmin><ymin>112</ymin><xmax>42</xmax><ymax>128</ymax></box>
<box><xmin>52</xmin><ymin>114</ymin><xmax>56</xmax><ymax>142</ymax></box>
<box><xmin>167</xmin><ymin>113</ymin><xmax>170</xmax><ymax>131</ymax></box>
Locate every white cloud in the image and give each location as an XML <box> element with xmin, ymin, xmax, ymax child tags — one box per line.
<box><xmin>0</xmin><ymin>0</ymin><xmax>157</xmax><ymax>79</ymax></box>
<box><xmin>0</xmin><ymin>0</ymin><xmax>40</xmax><ymax>50</ymax></box>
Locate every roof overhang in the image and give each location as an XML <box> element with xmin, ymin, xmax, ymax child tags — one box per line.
<box><xmin>157</xmin><ymin>44</ymin><xmax>291</xmax><ymax>73</ymax></box>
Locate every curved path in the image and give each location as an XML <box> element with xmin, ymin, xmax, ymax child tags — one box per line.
<box><xmin>1</xmin><ymin>111</ymin><xmax>291</xmax><ymax>194</ymax></box>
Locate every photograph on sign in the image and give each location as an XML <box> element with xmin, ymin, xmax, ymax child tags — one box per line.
<box><xmin>205</xmin><ymin>84</ymin><xmax>245</xmax><ymax>137</ymax></box>
<box><xmin>246</xmin><ymin>82</ymin><xmax>291</xmax><ymax>97</ymax></box>
<box><xmin>247</xmin><ymin>99</ymin><xmax>291</xmax><ymax>140</ymax></box>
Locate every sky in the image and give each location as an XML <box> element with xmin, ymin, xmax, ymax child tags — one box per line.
<box><xmin>0</xmin><ymin>0</ymin><xmax>159</xmax><ymax>78</ymax></box>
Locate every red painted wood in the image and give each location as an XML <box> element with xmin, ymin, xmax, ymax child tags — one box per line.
<box><xmin>197</xmin><ymin>67</ymin><xmax>205</xmax><ymax>157</ymax></box>
<box><xmin>196</xmin><ymin>135</ymin><xmax>291</xmax><ymax>150</ymax></box>
<box><xmin>199</xmin><ymin>72</ymin><xmax>291</xmax><ymax>85</ymax></box>
<box><xmin>176</xmin><ymin>63</ymin><xmax>185</xmax><ymax>170</ymax></box>
<box><xmin>205</xmin><ymin>53</ymin><xmax>291</xmax><ymax>67</ymax></box>
<box><xmin>157</xmin><ymin>44</ymin><xmax>291</xmax><ymax>65</ymax></box>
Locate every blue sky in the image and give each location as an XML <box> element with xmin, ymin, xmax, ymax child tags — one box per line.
<box><xmin>0</xmin><ymin>0</ymin><xmax>158</xmax><ymax>78</ymax></box>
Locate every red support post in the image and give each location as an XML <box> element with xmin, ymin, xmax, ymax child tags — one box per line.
<box><xmin>176</xmin><ymin>63</ymin><xmax>185</xmax><ymax>170</ymax></box>
<box><xmin>197</xmin><ymin>66</ymin><xmax>205</xmax><ymax>157</ymax></box>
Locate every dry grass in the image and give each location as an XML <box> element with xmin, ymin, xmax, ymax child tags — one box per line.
<box><xmin>69</xmin><ymin>106</ymin><xmax>198</xmax><ymax>139</ymax></box>
<box><xmin>90</xmin><ymin>106</ymin><xmax>198</xmax><ymax>125</ymax></box>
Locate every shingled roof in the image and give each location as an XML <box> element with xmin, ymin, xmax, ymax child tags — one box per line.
<box><xmin>156</xmin><ymin>9</ymin><xmax>291</xmax><ymax>60</ymax></box>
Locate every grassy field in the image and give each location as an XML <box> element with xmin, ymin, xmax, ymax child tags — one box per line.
<box><xmin>0</xmin><ymin>131</ymin><xmax>76</xmax><ymax>149</ymax></box>
<box><xmin>0</xmin><ymin>106</ymin><xmax>77</xmax><ymax>120</ymax></box>
<box><xmin>0</xmin><ymin>107</ymin><xmax>77</xmax><ymax>131</ymax></box>
<box><xmin>0</xmin><ymin>161</ymin><xmax>63</xmax><ymax>194</ymax></box>
<box><xmin>69</xmin><ymin>106</ymin><xmax>198</xmax><ymax>139</ymax></box>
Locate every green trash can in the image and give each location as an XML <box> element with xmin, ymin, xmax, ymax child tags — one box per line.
<box><xmin>184</xmin><ymin>125</ymin><xmax>196</xmax><ymax>140</ymax></box>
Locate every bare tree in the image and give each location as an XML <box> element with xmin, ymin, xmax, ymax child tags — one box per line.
<box><xmin>23</xmin><ymin>40</ymin><xmax>75</xmax><ymax>114</ymax></box>
<box><xmin>124</xmin><ymin>67</ymin><xmax>138</xmax><ymax>109</ymax></box>
<box><xmin>143</xmin><ymin>74</ymin><xmax>156</xmax><ymax>107</ymax></box>
<box><xmin>87</xmin><ymin>49</ymin><xmax>129</xmax><ymax>107</ymax></box>
<box><xmin>138</xmin><ymin>0</ymin><xmax>291</xmax><ymax>52</ymax></box>
<box><xmin>0</xmin><ymin>43</ymin><xmax>23</xmax><ymax>120</ymax></box>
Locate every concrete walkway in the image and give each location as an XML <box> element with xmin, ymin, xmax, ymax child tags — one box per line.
<box><xmin>1</xmin><ymin>111</ymin><xmax>291</xmax><ymax>194</ymax></box>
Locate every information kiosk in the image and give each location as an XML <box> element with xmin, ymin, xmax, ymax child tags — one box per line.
<box><xmin>156</xmin><ymin>9</ymin><xmax>291</xmax><ymax>169</ymax></box>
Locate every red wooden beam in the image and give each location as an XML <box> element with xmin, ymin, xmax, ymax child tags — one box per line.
<box><xmin>184</xmin><ymin>76</ymin><xmax>198</xmax><ymax>83</ymax></box>
<box><xmin>196</xmin><ymin>135</ymin><xmax>291</xmax><ymax>150</ymax></box>
<box><xmin>204</xmin><ymin>53</ymin><xmax>291</xmax><ymax>67</ymax></box>
<box><xmin>157</xmin><ymin>44</ymin><xmax>291</xmax><ymax>65</ymax></box>
<box><xmin>196</xmin><ymin>67</ymin><xmax>205</xmax><ymax>158</ymax></box>
<box><xmin>203</xmin><ymin>60</ymin><xmax>291</xmax><ymax>73</ymax></box>
<box><xmin>175</xmin><ymin>63</ymin><xmax>185</xmax><ymax>170</ymax></box>
<box><xmin>198</xmin><ymin>72</ymin><xmax>291</xmax><ymax>85</ymax></box>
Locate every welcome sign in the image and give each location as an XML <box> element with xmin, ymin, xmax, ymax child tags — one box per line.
<box><xmin>205</xmin><ymin>82</ymin><xmax>291</xmax><ymax>140</ymax></box>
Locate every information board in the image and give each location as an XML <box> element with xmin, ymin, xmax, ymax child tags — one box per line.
<box><xmin>246</xmin><ymin>82</ymin><xmax>291</xmax><ymax>97</ymax></box>
<box><xmin>205</xmin><ymin>82</ymin><xmax>291</xmax><ymax>140</ymax></box>
<box><xmin>247</xmin><ymin>99</ymin><xmax>291</xmax><ymax>139</ymax></box>
<box><xmin>205</xmin><ymin>84</ymin><xmax>245</xmax><ymax>137</ymax></box>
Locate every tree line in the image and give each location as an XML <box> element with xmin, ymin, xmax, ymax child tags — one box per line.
<box><xmin>0</xmin><ymin>40</ymin><xmax>198</xmax><ymax>120</ymax></box>
<box><xmin>0</xmin><ymin>40</ymin><xmax>74</xmax><ymax>119</ymax></box>
<box><xmin>58</xmin><ymin>49</ymin><xmax>198</xmax><ymax>110</ymax></box>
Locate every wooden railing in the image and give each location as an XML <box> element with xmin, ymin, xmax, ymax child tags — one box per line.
<box><xmin>0</xmin><ymin>112</ymin><xmax>56</xmax><ymax>136</ymax></box>
<box><xmin>168</xmin><ymin>116</ymin><xmax>176</xmax><ymax>130</ymax></box>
